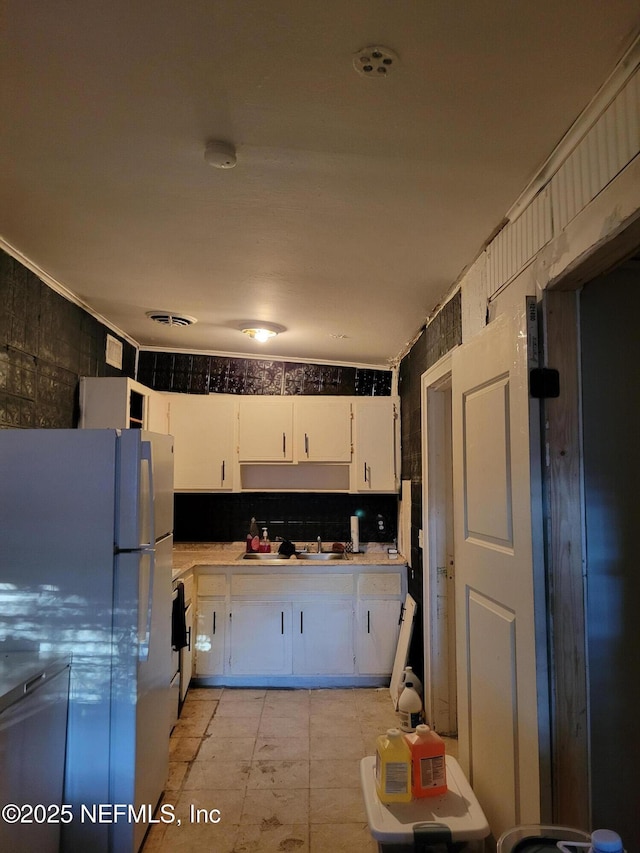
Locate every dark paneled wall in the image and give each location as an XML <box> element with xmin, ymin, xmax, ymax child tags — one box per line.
<box><xmin>398</xmin><ymin>291</ymin><xmax>462</xmax><ymax>677</ymax></box>
<box><xmin>138</xmin><ymin>351</ymin><xmax>392</xmax><ymax>396</ymax></box>
<box><xmin>175</xmin><ymin>492</ymin><xmax>398</xmax><ymax>544</ymax></box>
<box><xmin>0</xmin><ymin>250</ymin><xmax>136</xmax><ymax>429</ymax></box>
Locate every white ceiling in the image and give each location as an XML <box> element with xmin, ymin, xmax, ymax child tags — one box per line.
<box><xmin>2</xmin><ymin>1</ymin><xmax>639</xmax><ymax>367</ymax></box>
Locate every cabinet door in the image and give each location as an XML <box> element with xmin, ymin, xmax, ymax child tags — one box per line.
<box><xmin>180</xmin><ymin>602</ymin><xmax>194</xmax><ymax>701</ymax></box>
<box><xmin>238</xmin><ymin>398</ymin><xmax>293</xmax><ymax>462</ymax></box>
<box><xmin>194</xmin><ymin>599</ymin><xmax>227</xmax><ymax>676</ymax></box>
<box><xmin>229</xmin><ymin>602</ymin><xmax>292</xmax><ymax>674</ymax></box>
<box><xmin>352</xmin><ymin>398</ymin><xmax>398</xmax><ymax>492</ymax></box>
<box><xmin>295</xmin><ymin>399</ymin><xmax>352</xmax><ymax>462</ymax></box>
<box><xmin>292</xmin><ymin>600</ymin><xmax>354</xmax><ymax>675</ymax></box>
<box><xmin>357</xmin><ymin>599</ymin><xmax>401</xmax><ymax>675</ymax></box>
<box><xmin>169</xmin><ymin>394</ymin><xmax>235</xmax><ymax>490</ymax></box>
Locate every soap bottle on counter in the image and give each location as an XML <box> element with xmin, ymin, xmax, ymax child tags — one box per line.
<box><xmin>259</xmin><ymin>527</ymin><xmax>271</xmax><ymax>553</ymax></box>
<box><xmin>246</xmin><ymin>517</ymin><xmax>260</xmax><ymax>552</ymax></box>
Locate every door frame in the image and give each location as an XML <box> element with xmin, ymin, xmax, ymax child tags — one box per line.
<box><xmin>421</xmin><ymin>352</ymin><xmax>457</xmax><ymax>735</ymax></box>
<box><xmin>542</xmin><ymin>215</ymin><xmax>640</xmax><ymax>827</ymax></box>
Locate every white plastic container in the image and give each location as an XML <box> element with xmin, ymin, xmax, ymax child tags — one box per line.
<box><xmin>399</xmin><ymin>665</ymin><xmax>423</xmax><ymax>698</ymax></box>
<box><xmin>557</xmin><ymin>829</ymin><xmax>625</xmax><ymax>853</ymax></box>
<box><xmin>397</xmin><ymin>682</ymin><xmax>422</xmax><ymax>732</ymax></box>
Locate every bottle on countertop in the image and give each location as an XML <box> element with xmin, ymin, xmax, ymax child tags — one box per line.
<box><xmin>246</xmin><ymin>517</ymin><xmax>260</xmax><ymax>553</ymax></box>
<box><xmin>404</xmin><ymin>724</ymin><xmax>447</xmax><ymax>798</ymax></box>
<box><xmin>259</xmin><ymin>527</ymin><xmax>271</xmax><ymax>553</ymax></box>
<box><xmin>375</xmin><ymin>728</ymin><xmax>412</xmax><ymax>804</ymax></box>
<box><xmin>397</xmin><ymin>681</ymin><xmax>423</xmax><ymax>732</ymax></box>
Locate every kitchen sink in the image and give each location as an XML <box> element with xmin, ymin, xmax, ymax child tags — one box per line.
<box><xmin>241</xmin><ymin>551</ymin><xmax>346</xmax><ymax>561</ymax></box>
<box><xmin>242</xmin><ymin>553</ymin><xmax>290</xmax><ymax>560</ymax></box>
<box><xmin>294</xmin><ymin>552</ymin><xmax>346</xmax><ymax>561</ymax></box>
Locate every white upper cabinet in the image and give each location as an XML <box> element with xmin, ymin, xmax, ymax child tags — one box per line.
<box><xmin>167</xmin><ymin>394</ymin><xmax>236</xmax><ymax>491</ymax></box>
<box><xmin>78</xmin><ymin>377</ymin><xmax>170</xmax><ymax>433</ymax></box>
<box><xmin>295</xmin><ymin>398</ymin><xmax>352</xmax><ymax>462</ymax></box>
<box><xmin>237</xmin><ymin>398</ymin><xmax>294</xmax><ymax>462</ymax></box>
<box><xmin>352</xmin><ymin>397</ymin><xmax>399</xmax><ymax>493</ymax></box>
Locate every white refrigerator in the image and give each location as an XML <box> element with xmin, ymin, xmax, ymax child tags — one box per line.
<box><xmin>0</xmin><ymin>429</ymin><xmax>174</xmax><ymax>853</ymax></box>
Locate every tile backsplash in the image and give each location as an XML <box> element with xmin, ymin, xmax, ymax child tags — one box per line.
<box><xmin>174</xmin><ymin>492</ymin><xmax>398</xmax><ymax>544</ymax></box>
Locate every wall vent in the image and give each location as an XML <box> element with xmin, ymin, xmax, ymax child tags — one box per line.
<box><xmin>105</xmin><ymin>333</ymin><xmax>123</xmax><ymax>369</ymax></box>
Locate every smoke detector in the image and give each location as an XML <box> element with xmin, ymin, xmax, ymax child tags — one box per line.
<box><xmin>146</xmin><ymin>311</ymin><xmax>197</xmax><ymax>328</ymax></box>
<box><xmin>353</xmin><ymin>45</ymin><xmax>398</xmax><ymax>77</ymax></box>
<box><xmin>204</xmin><ymin>140</ymin><xmax>237</xmax><ymax>169</ymax></box>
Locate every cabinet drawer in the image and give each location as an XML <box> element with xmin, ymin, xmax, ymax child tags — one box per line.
<box><xmin>231</xmin><ymin>573</ymin><xmax>353</xmax><ymax>597</ymax></box>
<box><xmin>198</xmin><ymin>574</ymin><xmax>228</xmax><ymax>596</ymax></box>
<box><xmin>358</xmin><ymin>572</ymin><xmax>402</xmax><ymax>596</ymax></box>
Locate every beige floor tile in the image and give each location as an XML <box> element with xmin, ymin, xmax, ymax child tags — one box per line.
<box><xmin>206</xmin><ymin>714</ymin><xmax>262</xmax><ymax>738</ymax></box>
<box><xmin>140</xmin><ymin>822</ymin><xmax>165</xmax><ymax>851</ymax></box>
<box><xmin>240</xmin><ymin>788</ymin><xmax>309</xmax><ymax>826</ymax></box>
<box><xmin>215</xmin><ymin>694</ymin><xmax>265</xmax><ymax>717</ymax></box>
<box><xmin>169</xmin><ymin>736</ymin><xmax>202</xmax><ymax>762</ymax></box>
<box><xmin>310</xmin><ymin>734</ymin><xmax>365</xmax><ymax>760</ymax></box>
<box><xmin>309</xmin><ymin>758</ymin><xmax>361</xmax><ymax>789</ymax></box>
<box><xmin>247</xmin><ymin>759</ymin><xmax>310</xmax><ymax>789</ymax></box>
<box><xmin>171</xmin><ymin>713</ymin><xmax>212</xmax><ymax>738</ymax></box>
<box><xmin>233</xmin><ymin>823</ymin><xmax>309</xmax><ymax>853</ymax></box>
<box><xmin>184</xmin><ymin>759</ymin><xmax>251</xmax><ymax>790</ymax></box>
<box><xmin>309</xmin><ymin>787</ymin><xmax>368</xmax><ymax>824</ymax></box>
<box><xmin>254</xmin><ymin>736</ymin><xmax>310</xmax><ymax>760</ymax></box>
<box><xmin>310</xmin><ymin>717</ymin><xmax>361</xmax><ymax>738</ymax></box>
<box><xmin>310</xmin><ymin>822</ymin><xmax>378</xmax><ymax>853</ymax></box>
<box><xmin>165</xmin><ymin>761</ymin><xmax>190</xmax><ymax>792</ymax></box>
<box><xmin>156</xmin><ymin>820</ymin><xmax>239</xmax><ymax>853</ymax></box>
<box><xmin>186</xmin><ymin>687</ymin><xmax>224</xmax><ymax>701</ymax></box>
<box><xmin>197</xmin><ymin>735</ymin><xmax>256</xmax><ymax>761</ymax></box>
<box><xmin>259</xmin><ymin>714</ymin><xmax>309</xmax><ymax>738</ymax></box>
<box><xmin>175</xmin><ymin>787</ymin><xmax>246</xmax><ymax>824</ymax></box>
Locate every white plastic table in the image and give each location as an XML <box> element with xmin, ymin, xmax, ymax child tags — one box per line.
<box><xmin>360</xmin><ymin>754</ymin><xmax>490</xmax><ymax>851</ymax></box>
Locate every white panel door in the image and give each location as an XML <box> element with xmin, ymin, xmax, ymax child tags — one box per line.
<box><xmin>452</xmin><ymin>307</ymin><xmax>546</xmax><ymax>838</ymax></box>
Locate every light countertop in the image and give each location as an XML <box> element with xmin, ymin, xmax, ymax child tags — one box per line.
<box><xmin>172</xmin><ymin>542</ymin><xmax>406</xmax><ymax>580</ymax></box>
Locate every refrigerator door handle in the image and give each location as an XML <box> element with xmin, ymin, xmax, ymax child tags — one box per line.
<box><xmin>140</xmin><ymin>440</ymin><xmax>156</xmax><ymax>548</ymax></box>
<box><xmin>138</xmin><ymin>547</ymin><xmax>155</xmax><ymax>662</ymax></box>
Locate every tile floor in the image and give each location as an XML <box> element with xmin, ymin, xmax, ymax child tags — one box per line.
<box><xmin>142</xmin><ymin>687</ymin><xmax>457</xmax><ymax>853</ymax></box>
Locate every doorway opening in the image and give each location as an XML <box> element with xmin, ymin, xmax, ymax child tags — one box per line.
<box><xmin>421</xmin><ymin>354</ymin><xmax>457</xmax><ymax>736</ymax></box>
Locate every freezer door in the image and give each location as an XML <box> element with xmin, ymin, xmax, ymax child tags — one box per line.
<box><xmin>117</xmin><ymin>431</ymin><xmax>174</xmax><ymax>550</ymax></box>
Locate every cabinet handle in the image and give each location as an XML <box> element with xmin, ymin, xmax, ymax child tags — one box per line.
<box><xmin>300</xmin><ymin>611</ymin><xmax>304</xmax><ymax>634</ymax></box>
<box><xmin>212</xmin><ymin>612</ymin><xmax>216</xmax><ymax>635</ymax></box>
<box><xmin>304</xmin><ymin>433</ymin><xmax>309</xmax><ymax>456</ymax></box>
<box><xmin>398</xmin><ymin>603</ymin><xmax>405</xmax><ymax>625</ymax></box>
<box><xmin>281</xmin><ymin>611</ymin><xmax>284</xmax><ymax>634</ymax></box>
<box><xmin>364</xmin><ymin>462</ymin><xmax>368</xmax><ymax>483</ymax></box>
<box><xmin>186</xmin><ymin>627</ymin><xmax>191</xmax><ymax>651</ymax></box>
<box><xmin>367</xmin><ymin>610</ymin><xmax>370</xmax><ymax>634</ymax></box>
<box><xmin>221</xmin><ymin>460</ymin><xmax>225</xmax><ymax>483</ymax></box>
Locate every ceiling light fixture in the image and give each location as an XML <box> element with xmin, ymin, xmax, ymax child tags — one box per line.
<box><xmin>240</xmin><ymin>322</ymin><xmax>285</xmax><ymax>343</ymax></box>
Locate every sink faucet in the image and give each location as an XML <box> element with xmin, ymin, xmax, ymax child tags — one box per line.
<box><xmin>317</xmin><ymin>536</ymin><xmax>322</xmax><ymax>553</ymax></box>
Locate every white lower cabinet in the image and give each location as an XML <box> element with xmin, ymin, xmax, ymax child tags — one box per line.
<box><xmin>229</xmin><ymin>602</ymin><xmax>292</xmax><ymax>675</ymax></box>
<box><xmin>192</xmin><ymin>563</ymin><xmax>406</xmax><ymax>684</ymax></box>
<box><xmin>356</xmin><ymin>599</ymin><xmax>402</xmax><ymax>675</ymax></box>
<box><xmin>195</xmin><ymin>599</ymin><xmax>227</xmax><ymax>676</ymax></box>
<box><xmin>293</xmin><ymin>600</ymin><xmax>354</xmax><ymax>675</ymax></box>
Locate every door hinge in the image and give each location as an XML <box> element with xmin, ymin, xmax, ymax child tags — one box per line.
<box><xmin>529</xmin><ymin>367</ymin><xmax>560</xmax><ymax>398</ymax></box>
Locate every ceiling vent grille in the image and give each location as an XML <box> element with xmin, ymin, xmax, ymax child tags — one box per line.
<box><xmin>146</xmin><ymin>311</ymin><xmax>197</xmax><ymax>327</ymax></box>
